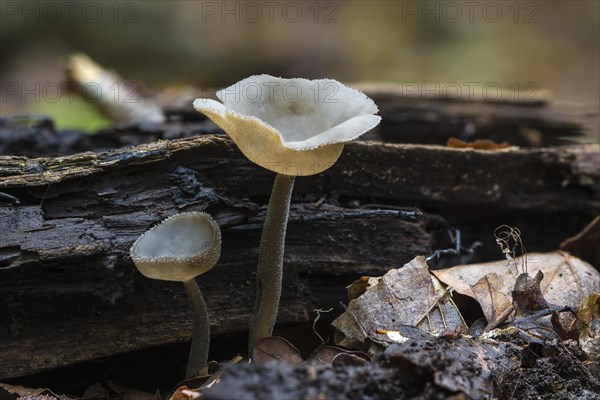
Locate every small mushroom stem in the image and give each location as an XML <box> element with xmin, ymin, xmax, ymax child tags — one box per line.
<box><xmin>249</xmin><ymin>173</ymin><xmax>295</xmax><ymax>353</ymax></box>
<box><xmin>183</xmin><ymin>278</ymin><xmax>210</xmax><ymax>379</ymax></box>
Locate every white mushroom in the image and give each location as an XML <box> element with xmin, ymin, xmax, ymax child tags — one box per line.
<box><xmin>130</xmin><ymin>212</ymin><xmax>221</xmax><ymax>378</ymax></box>
<box><xmin>193</xmin><ymin>74</ymin><xmax>380</xmax><ymax>176</ymax></box>
<box><xmin>193</xmin><ymin>75</ymin><xmax>380</xmax><ymax>353</ymax></box>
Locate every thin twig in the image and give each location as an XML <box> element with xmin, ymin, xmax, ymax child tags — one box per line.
<box><xmin>312</xmin><ymin>308</ymin><xmax>333</xmax><ymax>344</ymax></box>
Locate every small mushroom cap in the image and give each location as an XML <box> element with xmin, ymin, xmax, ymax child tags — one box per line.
<box><xmin>193</xmin><ymin>75</ymin><xmax>380</xmax><ymax>176</ymax></box>
<box><xmin>130</xmin><ymin>212</ymin><xmax>221</xmax><ymax>282</ymax></box>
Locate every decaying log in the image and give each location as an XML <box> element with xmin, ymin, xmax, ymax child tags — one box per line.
<box><xmin>1</xmin><ymin>136</ymin><xmax>598</xmax><ymax>213</ymax></box>
<box><xmin>1</xmin><ymin>135</ymin><xmax>598</xmax><ymax>379</ymax></box>
<box><xmin>2</xmin><ymin>81</ymin><xmax>596</xmax><ymax>159</ymax></box>
<box><xmin>0</xmin><ymin>204</ymin><xmax>429</xmax><ymax>380</ymax></box>
<box><xmin>0</xmin><ymin>135</ymin><xmax>432</xmax><ymax>379</ymax></box>
<box><xmin>353</xmin><ymin>83</ymin><xmax>595</xmax><ymax>146</ymax></box>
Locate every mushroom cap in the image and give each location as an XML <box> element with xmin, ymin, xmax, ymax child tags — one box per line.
<box><xmin>193</xmin><ymin>75</ymin><xmax>381</xmax><ymax>176</ymax></box>
<box><xmin>130</xmin><ymin>212</ymin><xmax>221</xmax><ymax>282</ymax></box>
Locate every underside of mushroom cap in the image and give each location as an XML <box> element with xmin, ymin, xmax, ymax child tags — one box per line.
<box><xmin>130</xmin><ymin>212</ymin><xmax>222</xmax><ymax>282</ymax></box>
<box><xmin>193</xmin><ymin>99</ymin><xmax>344</xmax><ymax>176</ymax></box>
<box><xmin>193</xmin><ymin>75</ymin><xmax>381</xmax><ymax>176</ymax></box>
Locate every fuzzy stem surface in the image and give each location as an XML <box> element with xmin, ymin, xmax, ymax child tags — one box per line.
<box><xmin>249</xmin><ymin>173</ymin><xmax>295</xmax><ymax>354</ymax></box>
<box><xmin>183</xmin><ymin>278</ymin><xmax>210</xmax><ymax>379</ymax></box>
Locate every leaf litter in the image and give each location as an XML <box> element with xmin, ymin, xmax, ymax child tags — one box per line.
<box><xmin>195</xmin><ymin>225</ymin><xmax>600</xmax><ymax>399</ymax></box>
<box><xmin>432</xmin><ymin>251</ymin><xmax>600</xmax><ymax>331</ymax></box>
<box><xmin>332</xmin><ymin>256</ymin><xmax>467</xmax><ymax>354</ymax></box>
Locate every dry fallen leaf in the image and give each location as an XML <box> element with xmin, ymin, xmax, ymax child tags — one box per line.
<box><xmin>332</xmin><ymin>256</ymin><xmax>467</xmax><ymax>354</ymax></box>
<box><xmin>252</xmin><ymin>337</ymin><xmax>372</xmax><ymax>368</ymax></box>
<box><xmin>0</xmin><ymin>384</ymin><xmax>69</xmax><ymax>400</ymax></box>
<box><xmin>470</xmin><ymin>272</ymin><xmax>513</xmax><ymax>328</ymax></box>
<box><xmin>347</xmin><ymin>276</ymin><xmax>379</xmax><ymax>301</ymax></box>
<box><xmin>252</xmin><ymin>336</ymin><xmax>304</xmax><ymax>365</ymax></box>
<box><xmin>505</xmin><ymin>271</ymin><xmax>576</xmax><ymax>339</ymax></box>
<box><xmin>305</xmin><ymin>346</ymin><xmax>370</xmax><ymax>366</ymax></box>
<box><xmin>511</xmin><ymin>271</ymin><xmax>550</xmax><ymax>317</ymax></box>
<box><xmin>331</xmin><ymin>352</ymin><xmax>369</xmax><ymax>366</ymax></box>
<box><xmin>578</xmin><ymin>292</ymin><xmax>600</xmax><ymax>362</ymax></box>
<box><xmin>432</xmin><ymin>251</ymin><xmax>600</xmax><ymax>329</ymax></box>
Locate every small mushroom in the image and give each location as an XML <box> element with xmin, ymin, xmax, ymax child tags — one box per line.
<box><xmin>193</xmin><ymin>75</ymin><xmax>380</xmax><ymax>353</ymax></box>
<box><xmin>130</xmin><ymin>212</ymin><xmax>221</xmax><ymax>379</ymax></box>
<box><xmin>193</xmin><ymin>75</ymin><xmax>380</xmax><ymax>177</ymax></box>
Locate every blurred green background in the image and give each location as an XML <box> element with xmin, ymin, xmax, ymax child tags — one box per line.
<box><xmin>1</xmin><ymin>0</ymin><xmax>598</xmax><ymax>133</ymax></box>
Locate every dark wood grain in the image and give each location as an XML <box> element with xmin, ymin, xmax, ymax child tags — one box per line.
<box><xmin>1</xmin><ymin>133</ymin><xmax>598</xmax><ymax>378</ymax></box>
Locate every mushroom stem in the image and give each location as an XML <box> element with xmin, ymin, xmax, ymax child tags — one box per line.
<box><xmin>249</xmin><ymin>173</ymin><xmax>295</xmax><ymax>353</ymax></box>
<box><xmin>183</xmin><ymin>278</ymin><xmax>210</xmax><ymax>379</ymax></box>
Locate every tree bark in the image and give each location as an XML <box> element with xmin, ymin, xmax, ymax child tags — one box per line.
<box><xmin>0</xmin><ymin>135</ymin><xmax>598</xmax><ymax>379</ymax></box>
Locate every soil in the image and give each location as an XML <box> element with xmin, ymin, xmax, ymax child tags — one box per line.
<box><xmin>202</xmin><ymin>332</ymin><xmax>600</xmax><ymax>400</ymax></box>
